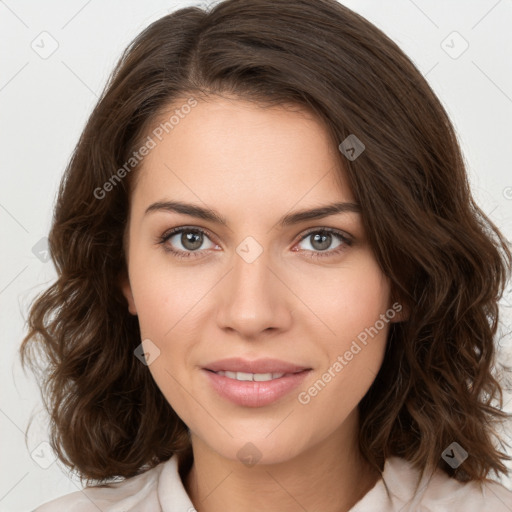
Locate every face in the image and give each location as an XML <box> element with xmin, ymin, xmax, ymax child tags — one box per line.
<box><xmin>122</xmin><ymin>96</ymin><xmax>399</xmax><ymax>465</ymax></box>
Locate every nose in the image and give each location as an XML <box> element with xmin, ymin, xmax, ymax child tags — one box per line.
<box><xmin>215</xmin><ymin>246</ymin><xmax>293</xmax><ymax>339</ymax></box>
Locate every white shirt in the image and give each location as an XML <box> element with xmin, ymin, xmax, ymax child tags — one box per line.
<box><xmin>34</xmin><ymin>455</ymin><xmax>512</xmax><ymax>511</ymax></box>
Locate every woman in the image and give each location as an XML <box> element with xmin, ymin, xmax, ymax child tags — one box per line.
<box><xmin>22</xmin><ymin>0</ymin><xmax>512</xmax><ymax>510</ymax></box>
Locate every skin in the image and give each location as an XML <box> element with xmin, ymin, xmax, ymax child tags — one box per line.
<box><xmin>121</xmin><ymin>96</ymin><xmax>403</xmax><ymax>512</ymax></box>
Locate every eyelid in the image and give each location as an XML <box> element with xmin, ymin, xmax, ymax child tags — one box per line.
<box><xmin>159</xmin><ymin>225</ymin><xmax>219</xmax><ymax>245</ymax></box>
<box><xmin>157</xmin><ymin>225</ymin><xmax>353</xmax><ymax>259</ymax></box>
<box><xmin>158</xmin><ymin>226</ymin><xmax>352</xmax><ymax>245</ymax></box>
<box><xmin>295</xmin><ymin>226</ymin><xmax>353</xmax><ymax>242</ymax></box>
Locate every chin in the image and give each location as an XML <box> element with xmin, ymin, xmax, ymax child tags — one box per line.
<box><xmin>193</xmin><ymin>422</ymin><xmax>316</xmax><ymax>467</ymax></box>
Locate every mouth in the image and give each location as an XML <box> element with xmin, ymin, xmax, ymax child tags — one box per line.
<box><xmin>202</xmin><ymin>358</ymin><xmax>312</xmax><ymax>407</ymax></box>
<box><xmin>203</xmin><ymin>357</ymin><xmax>311</xmax><ymax>375</ymax></box>
<box><xmin>206</xmin><ymin>369</ymin><xmax>305</xmax><ymax>382</ymax></box>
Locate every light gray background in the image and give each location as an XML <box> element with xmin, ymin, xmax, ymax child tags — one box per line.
<box><xmin>1</xmin><ymin>0</ymin><xmax>512</xmax><ymax>510</ymax></box>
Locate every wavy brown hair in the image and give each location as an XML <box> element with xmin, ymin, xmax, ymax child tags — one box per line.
<box><xmin>20</xmin><ymin>0</ymin><xmax>512</xmax><ymax>488</ymax></box>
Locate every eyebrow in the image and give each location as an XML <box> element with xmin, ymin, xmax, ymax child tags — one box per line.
<box><xmin>145</xmin><ymin>200</ymin><xmax>361</xmax><ymax>228</ymax></box>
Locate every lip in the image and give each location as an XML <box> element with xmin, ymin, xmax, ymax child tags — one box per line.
<box><xmin>204</xmin><ymin>357</ymin><xmax>310</xmax><ymax>374</ymax></box>
<box><xmin>202</xmin><ymin>358</ymin><xmax>312</xmax><ymax>408</ymax></box>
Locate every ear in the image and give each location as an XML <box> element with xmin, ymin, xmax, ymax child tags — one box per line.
<box><xmin>119</xmin><ymin>271</ymin><xmax>137</xmax><ymax>315</ymax></box>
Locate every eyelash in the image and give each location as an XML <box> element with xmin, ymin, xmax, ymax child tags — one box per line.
<box><xmin>157</xmin><ymin>226</ymin><xmax>353</xmax><ymax>260</ymax></box>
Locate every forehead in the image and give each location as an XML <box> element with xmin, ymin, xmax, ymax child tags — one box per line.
<box><xmin>131</xmin><ymin>97</ymin><xmax>354</xmax><ymax>215</ymax></box>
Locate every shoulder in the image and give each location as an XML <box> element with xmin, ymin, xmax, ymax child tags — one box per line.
<box><xmin>33</xmin><ymin>456</ymin><xmax>180</xmax><ymax>512</ymax></box>
<box><xmin>381</xmin><ymin>456</ymin><xmax>512</xmax><ymax>511</ymax></box>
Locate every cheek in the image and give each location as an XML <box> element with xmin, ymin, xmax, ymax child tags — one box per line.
<box><xmin>128</xmin><ymin>252</ymin><xmax>210</xmax><ymax>339</ymax></box>
<box><xmin>293</xmin><ymin>255</ymin><xmax>391</xmax><ymax>342</ymax></box>
<box><xmin>338</xmin><ymin>270</ymin><xmax>390</xmax><ymax>340</ymax></box>
<box><xmin>130</xmin><ymin>277</ymin><xmax>170</xmax><ymax>340</ymax></box>
<box><xmin>297</xmin><ymin>298</ymin><xmax>390</xmax><ymax>427</ymax></box>
<box><xmin>297</xmin><ymin>257</ymin><xmax>390</xmax><ymax>396</ymax></box>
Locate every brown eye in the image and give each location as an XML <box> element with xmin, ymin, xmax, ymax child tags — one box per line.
<box><xmin>295</xmin><ymin>228</ymin><xmax>353</xmax><ymax>260</ymax></box>
<box><xmin>158</xmin><ymin>227</ymin><xmax>218</xmax><ymax>258</ymax></box>
<box><xmin>180</xmin><ymin>230</ymin><xmax>204</xmax><ymax>251</ymax></box>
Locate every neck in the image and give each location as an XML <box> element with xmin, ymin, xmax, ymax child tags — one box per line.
<box><xmin>183</xmin><ymin>410</ymin><xmax>381</xmax><ymax>512</ymax></box>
